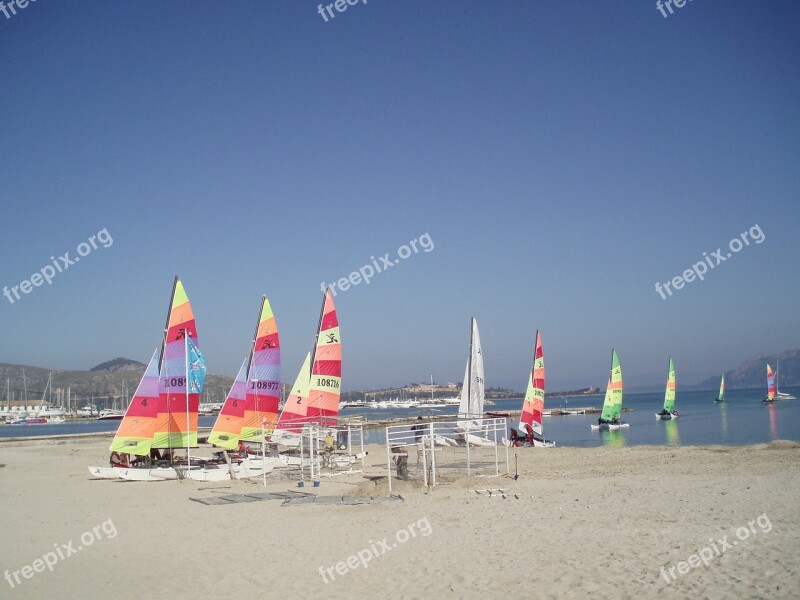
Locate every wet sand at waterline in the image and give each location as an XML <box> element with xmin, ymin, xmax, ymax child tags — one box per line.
<box><xmin>1</xmin><ymin>439</ymin><xmax>798</xmax><ymax>599</ymax></box>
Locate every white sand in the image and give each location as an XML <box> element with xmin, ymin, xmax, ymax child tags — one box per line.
<box><xmin>1</xmin><ymin>438</ymin><xmax>798</xmax><ymax>599</ymax></box>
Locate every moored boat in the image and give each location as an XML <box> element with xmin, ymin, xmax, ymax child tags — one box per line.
<box><xmin>591</xmin><ymin>349</ymin><xmax>629</xmax><ymax>430</ymax></box>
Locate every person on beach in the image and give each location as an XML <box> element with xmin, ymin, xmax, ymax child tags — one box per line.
<box><xmin>525</xmin><ymin>423</ymin><xmax>535</xmax><ymax>446</ymax></box>
<box><xmin>392</xmin><ymin>445</ymin><xmax>409</xmax><ymax>479</ymax></box>
<box><xmin>509</xmin><ymin>428</ymin><xmax>521</xmax><ymax>447</ymax></box>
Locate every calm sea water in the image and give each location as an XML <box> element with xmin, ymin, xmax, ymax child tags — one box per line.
<box><xmin>2</xmin><ymin>388</ymin><xmax>799</xmax><ymax>448</ymax></box>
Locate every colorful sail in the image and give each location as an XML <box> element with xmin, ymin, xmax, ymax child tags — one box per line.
<box><xmin>458</xmin><ymin>318</ymin><xmax>485</xmax><ymax>421</ymax></box>
<box><xmin>767</xmin><ymin>364</ymin><xmax>776</xmax><ymax>401</ymax></box>
<box><xmin>717</xmin><ymin>374</ymin><xmax>725</xmax><ymax>402</ymax></box>
<box><xmin>600</xmin><ymin>349</ymin><xmax>622</xmax><ymax>421</ymax></box>
<box><xmin>241</xmin><ymin>297</ymin><xmax>281</xmax><ymax>441</ymax></box>
<box><xmin>307</xmin><ymin>290</ymin><xmax>341</xmax><ymax>425</ymax></box>
<box><xmin>662</xmin><ymin>357</ymin><xmax>676</xmax><ymax>413</ymax></box>
<box><xmin>519</xmin><ymin>330</ymin><xmax>544</xmax><ymax>435</ymax></box>
<box><xmin>153</xmin><ymin>277</ymin><xmax>201</xmax><ymax>449</ymax></box>
<box><xmin>275</xmin><ymin>352</ymin><xmax>312</xmax><ymax>433</ymax></box>
<box><xmin>207</xmin><ymin>357</ymin><xmax>249</xmax><ymax>449</ymax></box>
<box><xmin>109</xmin><ymin>348</ymin><xmax>161</xmax><ymax>456</ymax></box>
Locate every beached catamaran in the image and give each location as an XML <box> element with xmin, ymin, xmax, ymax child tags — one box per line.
<box><xmin>89</xmin><ymin>277</ymin><xmax>208</xmax><ymax>480</ymax></box>
<box><xmin>763</xmin><ymin>364</ymin><xmax>776</xmax><ymax>403</ymax></box>
<box><xmin>655</xmin><ymin>357</ymin><xmax>678</xmax><ymax>419</ymax></box>
<box><xmin>451</xmin><ymin>318</ymin><xmax>493</xmax><ymax>446</ymax></box>
<box><xmin>198</xmin><ymin>297</ymin><xmax>283</xmax><ymax>481</ymax></box>
<box><xmin>714</xmin><ymin>374</ymin><xmax>725</xmax><ymax>403</ymax></box>
<box><xmin>516</xmin><ymin>330</ymin><xmax>555</xmax><ymax>446</ymax></box>
<box><xmin>591</xmin><ymin>349</ymin><xmax>629</xmax><ymax>430</ymax></box>
<box><xmin>271</xmin><ymin>289</ymin><xmax>341</xmax><ymax>445</ymax></box>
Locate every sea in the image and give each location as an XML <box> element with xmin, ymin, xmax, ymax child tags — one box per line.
<box><xmin>2</xmin><ymin>388</ymin><xmax>799</xmax><ymax>448</ymax></box>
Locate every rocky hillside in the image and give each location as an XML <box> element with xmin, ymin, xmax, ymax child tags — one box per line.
<box><xmin>692</xmin><ymin>349</ymin><xmax>799</xmax><ymax>390</ymax></box>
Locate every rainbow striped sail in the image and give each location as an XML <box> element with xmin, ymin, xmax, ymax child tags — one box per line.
<box><xmin>109</xmin><ymin>348</ymin><xmax>161</xmax><ymax>456</ymax></box>
<box><xmin>519</xmin><ymin>330</ymin><xmax>544</xmax><ymax>436</ymax></box>
<box><xmin>662</xmin><ymin>357</ymin><xmax>676</xmax><ymax>413</ymax></box>
<box><xmin>767</xmin><ymin>364</ymin><xmax>776</xmax><ymax>401</ymax></box>
<box><xmin>153</xmin><ymin>277</ymin><xmax>202</xmax><ymax>449</ymax></box>
<box><xmin>307</xmin><ymin>290</ymin><xmax>341</xmax><ymax>425</ymax></box>
<box><xmin>207</xmin><ymin>357</ymin><xmax>249</xmax><ymax>449</ymax></box>
<box><xmin>241</xmin><ymin>297</ymin><xmax>281</xmax><ymax>441</ymax></box>
<box><xmin>600</xmin><ymin>349</ymin><xmax>623</xmax><ymax>421</ymax></box>
<box><xmin>275</xmin><ymin>352</ymin><xmax>312</xmax><ymax>433</ymax></box>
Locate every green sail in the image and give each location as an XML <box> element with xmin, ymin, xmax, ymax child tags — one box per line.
<box><xmin>717</xmin><ymin>374</ymin><xmax>725</xmax><ymax>402</ymax></box>
<box><xmin>600</xmin><ymin>349</ymin><xmax>623</xmax><ymax>421</ymax></box>
<box><xmin>663</xmin><ymin>357</ymin><xmax>676</xmax><ymax>413</ymax></box>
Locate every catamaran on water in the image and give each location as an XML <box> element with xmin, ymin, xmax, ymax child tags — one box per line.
<box><xmin>763</xmin><ymin>364</ymin><xmax>776</xmax><ymax>404</ymax></box>
<box><xmin>655</xmin><ymin>357</ymin><xmax>679</xmax><ymax>419</ymax></box>
<box><xmin>714</xmin><ymin>374</ymin><xmax>725</xmax><ymax>403</ymax></box>
<box><xmin>775</xmin><ymin>360</ymin><xmax>796</xmax><ymax>400</ymax></box>
<box><xmin>591</xmin><ymin>349</ymin><xmax>629</xmax><ymax>431</ymax></box>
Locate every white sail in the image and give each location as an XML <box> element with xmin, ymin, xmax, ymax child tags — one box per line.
<box><xmin>458</xmin><ymin>318</ymin><xmax>484</xmax><ymax>428</ymax></box>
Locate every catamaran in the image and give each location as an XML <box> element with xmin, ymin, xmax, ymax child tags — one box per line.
<box><xmin>714</xmin><ymin>374</ymin><xmax>725</xmax><ymax>403</ymax></box>
<box><xmin>655</xmin><ymin>357</ymin><xmax>678</xmax><ymax>419</ymax></box>
<box><xmin>89</xmin><ymin>277</ymin><xmax>208</xmax><ymax>481</ymax></box>
<box><xmin>591</xmin><ymin>349</ymin><xmax>629</xmax><ymax>430</ymax></box>
<box><xmin>270</xmin><ymin>289</ymin><xmax>347</xmax><ymax>462</ymax></box>
<box><xmin>450</xmin><ymin>318</ymin><xmax>494</xmax><ymax>446</ymax></box>
<box><xmin>197</xmin><ymin>296</ymin><xmax>283</xmax><ymax>481</ymax></box>
<box><xmin>775</xmin><ymin>360</ymin><xmax>796</xmax><ymax>400</ymax></box>
<box><xmin>763</xmin><ymin>364</ymin><xmax>776</xmax><ymax>404</ymax></box>
<box><xmin>514</xmin><ymin>330</ymin><xmax>555</xmax><ymax>446</ymax></box>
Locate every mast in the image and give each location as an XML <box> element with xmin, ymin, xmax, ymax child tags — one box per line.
<box><xmin>309</xmin><ymin>289</ymin><xmax>328</xmax><ymax>377</ymax></box>
<box><xmin>467</xmin><ymin>317</ymin><xmax>474</xmax><ymax>419</ymax></box>
<box><xmin>159</xmin><ymin>276</ymin><xmax>179</xmax><ymax>372</ymax></box>
<box><xmin>185</xmin><ymin>329</ymin><xmax>190</xmax><ymax>470</ymax></box>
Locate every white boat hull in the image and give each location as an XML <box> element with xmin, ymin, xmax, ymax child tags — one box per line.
<box><xmin>655</xmin><ymin>413</ymin><xmax>678</xmax><ymax>419</ymax></box>
<box><xmin>87</xmin><ymin>466</ymin><xmax>125</xmax><ymax>479</ymax></box>
<box><xmin>591</xmin><ymin>422</ymin><xmax>631</xmax><ymax>431</ymax></box>
<box><xmin>118</xmin><ymin>467</ymin><xmax>181</xmax><ymax>481</ymax></box>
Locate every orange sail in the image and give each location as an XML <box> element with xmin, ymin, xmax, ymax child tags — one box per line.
<box><xmin>519</xmin><ymin>331</ymin><xmax>544</xmax><ymax>435</ymax></box>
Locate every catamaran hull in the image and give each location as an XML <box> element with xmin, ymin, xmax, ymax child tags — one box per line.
<box><xmin>118</xmin><ymin>467</ymin><xmax>181</xmax><ymax>481</ymax></box>
<box><xmin>87</xmin><ymin>466</ymin><xmax>125</xmax><ymax>479</ymax></box>
<box><xmin>655</xmin><ymin>413</ymin><xmax>678</xmax><ymax>419</ymax></box>
<box><xmin>591</xmin><ymin>423</ymin><xmax>630</xmax><ymax>430</ymax></box>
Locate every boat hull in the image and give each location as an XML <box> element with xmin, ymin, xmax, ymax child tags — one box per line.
<box><xmin>118</xmin><ymin>467</ymin><xmax>181</xmax><ymax>481</ymax></box>
<box><xmin>591</xmin><ymin>422</ymin><xmax>630</xmax><ymax>430</ymax></box>
<box><xmin>87</xmin><ymin>466</ymin><xmax>125</xmax><ymax>479</ymax></box>
<box><xmin>655</xmin><ymin>412</ymin><xmax>678</xmax><ymax>419</ymax></box>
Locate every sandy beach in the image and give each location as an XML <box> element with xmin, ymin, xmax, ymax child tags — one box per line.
<box><xmin>1</xmin><ymin>438</ymin><xmax>798</xmax><ymax>599</ymax></box>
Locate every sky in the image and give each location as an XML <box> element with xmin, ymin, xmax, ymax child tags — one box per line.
<box><xmin>1</xmin><ymin>1</ymin><xmax>798</xmax><ymax>392</ymax></box>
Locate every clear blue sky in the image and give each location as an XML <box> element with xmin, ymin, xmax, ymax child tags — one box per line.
<box><xmin>1</xmin><ymin>1</ymin><xmax>798</xmax><ymax>392</ymax></box>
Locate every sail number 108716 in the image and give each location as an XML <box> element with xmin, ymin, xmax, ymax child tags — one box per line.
<box><xmin>315</xmin><ymin>377</ymin><xmax>339</xmax><ymax>389</ymax></box>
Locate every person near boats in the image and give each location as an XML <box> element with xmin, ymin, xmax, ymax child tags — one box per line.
<box><xmin>109</xmin><ymin>451</ymin><xmax>129</xmax><ymax>467</ymax></box>
<box><xmin>391</xmin><ymin>445</ymin><xmax>409</xmax><ymax>480</ymax></box>
<box><xmin>509</xmin><ymin>428</ymin><xmax>522</xmax><ymax>447</ymax></box>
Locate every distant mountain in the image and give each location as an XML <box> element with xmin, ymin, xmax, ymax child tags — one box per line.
<box><xmin>90</xmin><ymin>357</ymin><xmax>146</xmax><ymax>373</ymax></box>
<box><xmin>692</xmin><ymin>349</ymin><xmax>800</xmax><ymax>390</ymax></box>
